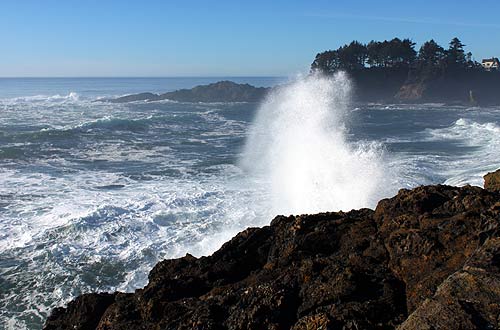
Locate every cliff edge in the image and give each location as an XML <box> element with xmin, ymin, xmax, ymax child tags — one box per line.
<box><xmin>45</xmin><ymin>173</ymin><xmax>500</xmax><ymax>329</ymax></box>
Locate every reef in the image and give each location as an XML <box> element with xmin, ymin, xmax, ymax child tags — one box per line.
<box><xmin>107</xmin><ymin>81</ymin><xmax>270</xmax><ymax>103</ymax></box>
<box><xmin>45</xmin><ymin>172</ymin><xmax>500</xmax><ymax>329</ymax></box>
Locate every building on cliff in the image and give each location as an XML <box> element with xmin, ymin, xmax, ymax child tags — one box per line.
<box><xmin>481</xmin><ymin>57</ymin><xmax>500</xmax><ymax>71</ymax></box>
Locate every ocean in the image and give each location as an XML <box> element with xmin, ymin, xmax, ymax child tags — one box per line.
<box><xmin>1</xmin><ymin>75</ymin><xmax>499</xmax><ymax>329</ymax></box>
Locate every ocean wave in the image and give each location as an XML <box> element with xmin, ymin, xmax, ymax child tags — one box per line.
<box><xmin>425</xmin><ymin>118</ymin><xmax>500</xmax><ymax>146</ymax></box>
<box><xmin>423</xmin><ymin>118</ymin><xmax>500</xmax><ymax>186</ymax></box>
<box><xmin>8</xmin><ymin>116</ymin><xmax>154</xmax><ymax>142</ymax></box>
<box><xmin>241</xmin><ymin>73</ymin><xmax>392</xmax><ymax>214</ymax></box>
<box><xmin>0</xmin><ymin>171</ymin><xmax>267</xmax><ymax>329</ymax></box>
<box><xmin>63</xmin><ymin>115</ymin><xmax>153</xmax><ymax>132</ymax></box>
<box><xmin>0</xmin><ymin>92</ymin><xmax>82</xmax><ymax>105</ymax></box>
<box><xmin>363</xmin><ymin>103</ymin><xmax>449</xmax><ymax>111</ymax></box>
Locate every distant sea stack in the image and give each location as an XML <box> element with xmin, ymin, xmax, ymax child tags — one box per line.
<box><xmin>45</xmin><ymin>171</ymin><xmax>500</xmax><ymax>329</ymax></box>
<box><xmin>107</xmin><ymin>81</ymin><xmax>270</xmax><ymax>103</ymax></box>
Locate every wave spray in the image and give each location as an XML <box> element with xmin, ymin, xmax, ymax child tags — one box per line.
<box><xmin>241</xmin><ymin>72</ymin><xmax>387</xmax><ymax>215</ymax></box>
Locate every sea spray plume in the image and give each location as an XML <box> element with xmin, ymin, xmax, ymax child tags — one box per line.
<box><xmin>241</xmin><ymin>72</ymin><xmax>387</xmax><ymax>215</ymax></box>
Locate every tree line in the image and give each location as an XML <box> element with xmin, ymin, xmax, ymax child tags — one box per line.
<box><xmin>311</xmin><ymin>37</ymin><xmax>478</xmax><ymax>73</ymax></box>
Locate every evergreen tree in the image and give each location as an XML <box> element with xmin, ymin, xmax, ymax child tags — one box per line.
<box><xmin>338</xmin><ymin>41</ymin><xmax>368</xmax><ymax>70</ymax></box>
<box><xmin>311</xmin><ymin>37</ymin><xmax>477</xmax><ymax>74</ymax></box>
<box><xmin>417</xmin><ymin>40</ymin><xmax>446</xmax><ymax>68</ymax></box>
<box><xmin>311</xmin><ymin>50</ymin><xmax>340</xmax><ymax>73</ymax></box>
<box><xmin>399</xmin><ymin>38</ymin><xmax>417</xmax><ymax>67</ymax></box>
<box><xmin>447</xmin><ymin>37</ymin><xmax>466</xmax><ymax>68</ymax></box>
<box><xmin>367</xmin><ymin>41</ymin><xmax>383</xmax><ymax>67</ymax></box>
<box><xmin>366</xmin><ymin>38</ymin><xmax>416</xmax><ymax>68</ymax></box>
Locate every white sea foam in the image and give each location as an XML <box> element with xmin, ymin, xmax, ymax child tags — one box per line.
<box><xmin>426</xmin><ymin>118</ymin><xmax>500</xmax><ymax>145</ymax></box>
<box><xmin>0</xmin><ymin>167</ymin><xmax>263</xmax><ymax>328</ymax></box>
<box><xmin>0</xmin><ymin>97</ymin><xmax>262</xmax><ymax>328</ymax></box>
<box><xmin>240</xmin><ymin>72</ymin><xmax>390</xmax><ymax>214</ymax></box>
<box><xmin>2</xmin><ymin>79</ymin><xmax>499</xmax><ymax>329</ymax></box>
<box><xmin>0</xmin><ymin>92</ymin><xmax>82</xmax><ymax>106</ymax></box>
<box><xmin>424</xmin><ymin>118</ymin><xmax>500</xmax><ymax>186</ymax></box>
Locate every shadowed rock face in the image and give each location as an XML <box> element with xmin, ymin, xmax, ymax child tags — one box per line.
<box><xmin>44</xmin><ymin>183</ymin><xmax>500</xmax><ymax>330</ymax></box>
<box><xmin>394</xmin><ymin>70</ymin><xmax>500</xmax><ymax>105</ymax></box>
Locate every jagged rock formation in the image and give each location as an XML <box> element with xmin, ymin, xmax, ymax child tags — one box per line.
<box><xmin>45</xmin><ymin>179</ymin><xmax>500</xmax><ymax>329</ymax></box>
<box><xmin>108</xmin><ymin>81</ymin><xmax>270</xmax><ymax>103</ymax></box>
<box><xmin>484</xmin><ymin>169</ymin><xmax>500</xmax><ymax>192</ymax></box>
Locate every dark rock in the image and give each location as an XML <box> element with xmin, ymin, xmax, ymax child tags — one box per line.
<box><xmin>484</xmin><ymin>169</ymin><xmax>500</xmax><ymax>192</ymax></box>
<box><xmin>399</xmin><ymin>237</ymin><xmax>500</xmax><ymax>330</ymax></box>
<box><xmin>44</xmin><ymin>182</ymin><xmax>500</xmax><ymax>329</ymax></box>
<box><xmin>159</xmin><ymin>81</ymin><xmax>269</xmax><ymax>103</ymax></box>
<box><xmin>320</xmin><ymin>66</ymin><xmax>500</xmax><ymax>105</ymax></box>
<box><xmin>107</xmin><ymin>81</ymin><xmax>270</xmax><ymax>103</ymax></box>
<box><xmin>349</xmin><ymin>67</ymin><xmax>410</xmax><ymax>103</ymax></box>
<box><xmin>44</xmin><ymin>293</ymin><xmax>116</xmax><ymax>330</ymax></box>
<box><xmin>395</xmin><ymin>69</ymin><xmax>500</xmax><ymax>105</ymax></box>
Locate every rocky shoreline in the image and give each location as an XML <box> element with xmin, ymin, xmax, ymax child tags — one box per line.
<box><xmin>44</xmin><ymin>170</ymin><xmax>500</xmax><ymax>329</ymax></box>
<box><xmin>104</xmin><ymin>74</ymin><xmax>500</xmax><ymax>106</ymax></box>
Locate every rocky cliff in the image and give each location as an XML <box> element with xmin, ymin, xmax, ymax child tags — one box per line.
<box><xmin>45</xmin><ymin>173</ymin><xmax>500</xmax><ymax>329</ymax></box>
<box><xmin>395</xmin><ymin>70</ymin><xmax>500</xmax><ymax>105</ymax></box>
<box><xmin>345</xmin><ymin>68</ymin><xmax>500</xmax><ymax>105</ymax></box>
<box><xmin>106</xmin><ymin>71</ymin><xmax>500</xmax><ymax>105</ymax></box>
<box><xmin>347</xmin><ymin>68</ymin><xmax>409</xmax><ymax>103</ymax></box>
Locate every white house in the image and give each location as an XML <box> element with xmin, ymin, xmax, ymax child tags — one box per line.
<box><xmin>481</xmin><ymin>58</ymin><xmax>500</xmax><ymax>71</ymax></box>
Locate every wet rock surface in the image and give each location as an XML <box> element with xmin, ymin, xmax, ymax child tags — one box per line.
<box><xmin>44</xmin><ymin>184</ymin><xmax>500</xmax><ymax>329</ymax></box>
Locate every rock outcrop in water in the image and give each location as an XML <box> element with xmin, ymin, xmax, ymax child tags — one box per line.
<box><xmin>45</xmin><ymin>175</ymin><xmax>500</xmax><ymax>329</ymax></box>
<box><xmin>107</xmin><ymin>81</ymin><xmax>270</xmax><ymax>103</ymax></box>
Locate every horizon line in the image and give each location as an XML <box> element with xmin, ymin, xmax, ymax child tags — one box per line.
<box><xmin>0</xmin><ymin>75</ymin><xmax>287</xmax><ymax>79</ymax></box>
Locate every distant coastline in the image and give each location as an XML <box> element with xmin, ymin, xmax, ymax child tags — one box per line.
<box><xmin>101</xmin><ymin>37</ymin><xmax>500</xmax><ymax>105</ymax></box>
<box><xmin>105</xmin><ymin>73</ymin><xmax>500</xmax><ymax>106</ymax></box>
<box><xmin>312</xmin><ymin>37</ymin><xmax>500</xmax><ymax>105</ymax></box>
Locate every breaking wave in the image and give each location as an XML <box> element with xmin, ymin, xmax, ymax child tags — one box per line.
<box><xmin>241</xmin><ymin>72</ymin><xmax>390</xmax><ymax>214</ymax></box>
<box><xmin>0</xmin><ymin>92</ymin><xmax>82</xmax><ymax>105</ymax></box>
<box><xmin>424</xmin><ymin>118</ymin><xmax>500</xmax><ymax>186</ymax></box>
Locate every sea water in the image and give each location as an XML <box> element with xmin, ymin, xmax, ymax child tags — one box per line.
<box><xmin>0</xmin><ymin>76</ymin><xmax>499</xmax><ymax>329</ymax></box>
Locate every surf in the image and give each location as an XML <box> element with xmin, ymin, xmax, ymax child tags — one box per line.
<box><xmin>240</xmin><ymin>72</ymin><xmax>389</xmax><ymax>215</ymax></box>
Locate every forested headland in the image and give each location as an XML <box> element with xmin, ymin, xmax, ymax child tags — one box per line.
<box><xmin>311</xmin><ymin>38</ymin><xmax>500</xmax><ymax>104</ymax></box>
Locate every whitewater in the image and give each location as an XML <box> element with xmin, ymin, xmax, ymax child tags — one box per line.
<box><xmin>1</xmin><ymin>76</ymin><xmax>499</xmax><ymax>329</ymax></box>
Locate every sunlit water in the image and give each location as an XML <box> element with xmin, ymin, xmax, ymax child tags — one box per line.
<box><xmin>0</xmin><ymin>76</ymin><xmax>499</xmax><ymax>329</ymax></box>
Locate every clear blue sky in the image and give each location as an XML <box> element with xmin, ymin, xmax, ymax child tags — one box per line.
<box><xmin>2</xmin><ymin>0</ymin><xmax>500</xmax><ymax>77</ymax></box>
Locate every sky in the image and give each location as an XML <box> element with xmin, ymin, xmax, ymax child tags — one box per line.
<box><xmin>2</xmin><ymin>0</ymin><xmax>500</xmax><ymax>77</ymax></box>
